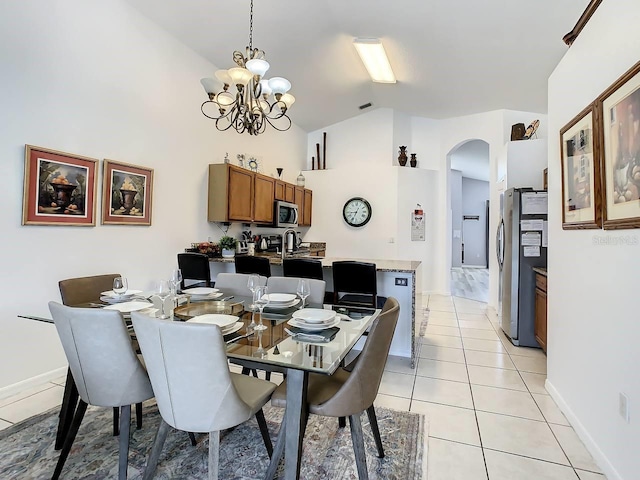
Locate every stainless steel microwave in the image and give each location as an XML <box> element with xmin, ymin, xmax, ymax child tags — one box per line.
<box><xmin>274</xmin><ymin>200</ymin><xmax>298</xmax><ymax>227</ymax></box>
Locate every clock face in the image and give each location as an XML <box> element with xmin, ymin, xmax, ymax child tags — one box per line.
<box><xmin>343</xmin><ymin>197</ymin><xmax>372</xmax><ymax>227</ymax></box>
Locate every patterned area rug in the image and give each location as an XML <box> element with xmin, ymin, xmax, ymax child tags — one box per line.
<box><xmin>0</xmin><ymin>402</ymin><xmax>425</xmax><ymax>479</ymax></box>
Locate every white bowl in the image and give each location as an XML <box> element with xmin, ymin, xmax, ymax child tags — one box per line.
<box><xmin>183</xmin><ymin>287</ymin><xmax>219</xmax><ymax>295</ymax></box>
<box><xmin>186</xmin><ymin>314</ymin><xmax>238</xmax><ymax>328</ymax></box>
<box><xmin>291</xmin><ymin>308</ymin><xmax>336</xmax><ymax>324</ymax></box>
<box><xmin>263</xmin><ymin>293</ymin><xmax>297</xmax><ymax>303</ymax></box>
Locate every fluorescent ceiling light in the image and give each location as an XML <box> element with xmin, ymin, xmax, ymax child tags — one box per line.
<box><xmin>353</xmin><ymin>38</ymin><xmax>396</xmax><ymax>84</ymax></box>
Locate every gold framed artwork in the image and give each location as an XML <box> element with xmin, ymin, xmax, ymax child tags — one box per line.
<box><xmin>559</xmin><ymin>104</ymin><xmax>602</xmax><ymax>229</ymax></box>
<box><xmin>22</xmin><ymin>145</ymin><xmax>98</xmax><ymax>226</ymax></box>
<box><xmin>102</xmin><ymin>159</ymin><xmax>154</xmax><ymax>225</ymax></box>
<box><xmin>598</xmin><ymin>61</ymin><xmax>640</xmax><ymax>229</ymax></box>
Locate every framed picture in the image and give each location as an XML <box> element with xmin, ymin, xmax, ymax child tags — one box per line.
<box><xmin>22</xmin><ymin>145</ymin><xmax>98</xmax><ymax>226</ymax></box>
<box><xmin>599</xmin><ymin>61</ymin><xmax>640</xmax><ymax>229</ymax></box>
<box><xmin>559</xmin><ymin>104</ymin><xmax>602</xmax><ymax>229</ymax></box>
<box><xmin>102</xmin><ymin>159</ymin><xmax>153</xmax><ymax>225</ymax></box>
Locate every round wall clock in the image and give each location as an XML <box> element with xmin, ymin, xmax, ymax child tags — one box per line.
<box><xmin>343</xmin><ymin>197</ymin><xmax>372</xmax><ymax>227</ymax></box>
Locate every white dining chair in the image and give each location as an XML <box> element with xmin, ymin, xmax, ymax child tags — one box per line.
<box><xmin>214</xmin><ymin>272</ymin><xmax>267</xmax><ymax>297</ymax></box>
<box><xmin>266</xmin><ymin>276</ymin><xmax>326</xmax><ymax>305</ymax></box>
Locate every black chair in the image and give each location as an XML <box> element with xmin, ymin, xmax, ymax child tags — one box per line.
<box><xmin>177</xmin><ymin>253</ymin><xmax>212</xmax><ymax>289</ymax></box>
<box><xmin>235</xmin><ymin>255</ymin><xmax>271</xmax><ymax>277</ymax></box>
<box><xmin>332</xmin><ymin>261</ymin><xmax>378</xmax><ymax>308</ymax></box>
<box><xmin>282</xmin><ymin>258</ymin><xmax>324</xmax><ymax>280</ymax></box>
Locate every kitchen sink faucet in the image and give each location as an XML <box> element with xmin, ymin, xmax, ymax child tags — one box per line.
<box><xmin>281</xmin><ymin>228</ymin><xmax>297</xmax><ymax>259</ymax></box>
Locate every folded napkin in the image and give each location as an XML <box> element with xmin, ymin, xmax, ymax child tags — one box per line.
<box><xmin>286</xmin><ymin>326</ymin><xmax>340</xmax><ymax>343</ymax></box>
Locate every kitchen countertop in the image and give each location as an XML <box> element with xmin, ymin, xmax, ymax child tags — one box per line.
<box><xmin>533</xmin><ymin>267</ymin><xmax>547</xmax><ymax>276</ymax></box>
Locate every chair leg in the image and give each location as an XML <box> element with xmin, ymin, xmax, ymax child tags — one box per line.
<box><xmin>255</xmin><ymin>408</ymin><xmax>273</xmax><ymax>458</ymax></box>
<box><xmin>55</xmin><ymin>368</ymin><xmax>79</xmax><ymax>450</ymax></box>
<box><xmin>136</xmin><ymin>402</ymin><xmax>143</xmax><ymax>430</ymax></box>
<box><xmin>349</xmin><ymin>414</ymin><xmax>369</xmax><ymax>480</ymax></box>
<box><xmin>338</xmin><ymin>416</ymin><xmax>346</xmax><ymax>428</ymax></box>
<box><xmin>366</xmin><ymin>405</ymin><xmax>384</xmax><ymax>458</ymax></box>
<box><xmin>142</xmin><ymin>419</ymin><xmax>171</xmax><ymax>480</ymax></box>
<box><xmin>113</xmin><ymin>407</ymin><xmax>120</xmax><ymax>436</ymax></box>
<box><xmin>118</xmin><ymin>405</ymin><xmax>131</xmax><ymax>480</ymax></box>
<box><xmin>52</xmin><ymin>399</ymin><xmax>88</xmax><ymax>480</ymax></box>
<box><xmin>265</xmin><ymin>371</ymin><xmax>271</xmax><ymax>381</ymax></box>
<box><xmin>264</xmin><ymin>420</ymin><xmax>286</xmax><ymax>480</ymax></box>
<box><xmin>208</xmin><ymin>430</ymin><xmax>220</xmax><ymax>480</ymax></box>
<box><xmin>188</xmin><ymin>432</ymin><xmax>197</xmax><ymax>446</ymax></box>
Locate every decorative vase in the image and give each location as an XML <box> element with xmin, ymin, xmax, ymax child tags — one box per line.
<box><xmin>398</xmin><ymin>146</ymin><xmax>408</xmax><ymax>166</ymax></box>
<box><xmin>410</xmin><ymin>153</ymin><xmax>417</xmax><ymax>168</ymax></box>
<box><xmin>221</xmin><ymin>248</ymin><xmax>235</xmax><ymax>258</ymax></box>
<box><xmin>297</xmin><ymin>172</ymin><xmax>305</xmax><ymax>187</ymax></box>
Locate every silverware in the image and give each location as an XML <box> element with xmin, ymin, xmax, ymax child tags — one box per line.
<box><xmin>284</xmin><ymin>328</ymin><xmax>328</xmax><ymax>342</ymax></box>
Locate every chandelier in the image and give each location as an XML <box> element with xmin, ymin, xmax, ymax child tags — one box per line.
<box><xmin>199</xmin><ymin>0</ymin><xmax>294</xmax><ymax>135</ymax></box>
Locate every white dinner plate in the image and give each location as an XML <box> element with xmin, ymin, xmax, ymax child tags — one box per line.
<box><xmin>287</xmin><ymin>317</ymin><xmax>341</xmax><ymax>331</ymax></box>
<box><xmin>265</xmin><ymin>298</ymin><xmax>300</xmax><ymax>310</ymax></box>
<box><xmin>186</xmin><ymin>314</ymin><xmax>238</xmax><ymax>329</ymax></box>
<box><xmin>263</xmin><ymin>293</ymin><xmax>297</xmax><ymax>303</ymax></box>
<box><xmin>221</xmin><ymin>322</ymin><xmax>244</xmax><ymax>336</ymax></box>
<box><xmin>101</xmin><ymin>289</ymin><xmax>142</xmax><ymax>298</ymax></box>
<box><xmin>103</xmin><ymin>301</ymin><xmax>153</xmax><ymax>313</ymax></box>
<box><xmin>183</xmin><ymin>287</ymin><xmax>219</xmax><ymax>295</ymax></box>
<box><xmin>291</xmin><ymin>308</ymin><xmax>336</xmax><ymax>324</ymax></box>
<box><xmin>189</xmin><ymin>292</ymin><xmax>224</xmax><ymax>302</ymax></box>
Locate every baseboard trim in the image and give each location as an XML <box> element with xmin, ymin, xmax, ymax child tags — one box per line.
<box><xmin>545</xmin><ymin>379</ymin><xmax>623</xmax><ymax>480</ymax></box>
<box><xmin>0</xmin><ymin>367</ymin><xmax>67</xmax><ymax>401</ymax></box>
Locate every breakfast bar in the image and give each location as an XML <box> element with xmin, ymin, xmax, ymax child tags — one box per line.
<box><xmin>208</xmin><ymin>255</ymin><xmax>421</xmax><ymax>367</ymax></box>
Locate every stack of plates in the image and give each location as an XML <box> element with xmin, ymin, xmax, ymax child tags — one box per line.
<box><xmin>100</xmin><ymin>290</ymin><xmax>143</xmax><ymax>304</ymax></box>
<box><xmin>183</xmin><ymin>287</ymin><xmax>222</xmax><ymax>301</ymax></box>
<box><xmin>186</xmin><ymin>314</ymin><xmax>243</xmax><ymax>336</ymax></box>
<box><xmin>287</xmin><ymin>308</ymin><xmax>340</xmax><ymax>331</ymax></box>
<box><xmin>103</xmin><ymin>301</ymin><xmax>153</xmax><ymax>313</ymax></box>
<box><xmin>262</xmin><ymin>293</ymin><xmax>300</xmax><ymax>310</ymax></box>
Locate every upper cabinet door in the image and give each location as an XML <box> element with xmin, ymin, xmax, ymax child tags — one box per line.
<box><xmin>302</xmin><ymin>189</ymin><xmax>312</xmax><ymax>226</ymax></box>
<box><xmin>284</xmin><ymin>183</ymin><xmax>295</xmax><ymax>203</ymax></box>
<box><xmin>254</xmin><ymin>174</ymin><xmax>275</xmax><ymax>224</ymax></box>
<box><xmin>275</xmin><ymin>180</ymin><xmax>286</xmax><ymax>201</ymax></box>
<box><xmin>228</xmin><ymin>166</ymin><xmax>253</xmax><ymax>222</ymax></box>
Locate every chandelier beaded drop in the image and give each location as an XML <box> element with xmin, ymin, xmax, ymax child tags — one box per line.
<box><xmin>199</xmin><ymin>0</ymin><xmax>294</xmax><ymax>135</ymax></box>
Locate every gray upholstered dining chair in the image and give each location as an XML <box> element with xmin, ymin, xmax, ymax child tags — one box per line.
<box><xmin>48</xmin><ymin>302</ymin><xmax>155</xmax><ymax>480</ymax></box>
<box><xmin>131</xmin><ymin>313</ymin><xmax>277</xmax><ymax>480</ymax></box>
<box><xmin>266</xmin><ymin>276</ymin><xmax>326</xmax><ymax>305</ymax></box>
<box><xmin>267</xmin><ymin>297</ymin><xmax>400</xmax><ymax>480</ymax></box>
<box><xmin>214</xmin><ymin>272</ymin><xmax>267</xmax><ymax>297</ymax></box>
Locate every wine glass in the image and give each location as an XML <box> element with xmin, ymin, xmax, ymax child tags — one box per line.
<box><xmin>253</xmin><ymin>285</ymin><xmax>269</xmax><ymax>331</ymax></box>
<box><xmin>170</xmin><ymin>269</ymin><xmax>183</xmax><ymax>295</ymax></box>
<box><xmin>252</xmin><ymin>329</ymin><xmax>267</xmax><ymax>358</ymax></box>
<box><xmin>296</xmin><ymin>278</ymin><xmax>310</xmax><ymax>309</ymax></box>
<box><xmin>156</xmin><ymin>280</ymin><xmax>171</xmax><ymax>319</ymax></box>
<box><xmin>113</xmin><ymin>277</ymin><xmax>128</xmax><ymax>297</ymax></box>
<box><xmin>247</xmin><ymin>274</ymin><xmax>259</xmax><ymax>311</ymax></box>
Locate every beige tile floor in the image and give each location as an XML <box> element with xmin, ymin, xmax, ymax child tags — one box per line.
<box><xmin>0</xmin><ymin>295</ymin><xmax>607</xmax><ymax>480</ymax></box>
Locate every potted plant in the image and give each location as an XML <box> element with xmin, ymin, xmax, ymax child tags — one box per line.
<box><xmin>218</xmin><ymin>236</ymin><xmax>237</xmax><ymax>258</ymax></box>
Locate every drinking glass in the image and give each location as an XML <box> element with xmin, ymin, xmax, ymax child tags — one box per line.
<box><xmin>113</xmin><ymin>277</ymin><xmax>128</xmax><ymax>297</ymax></box>
<box><xmin>253</xmin><ymin>285</ymin><xmax>269</xmax><ymax>331</ymax></box>
<box><xmin>170</xmin><ymin>269</ymin><xmax>183</xmax><ymax>295</ymax></box>
<box><xmin>296</xmin><ymin>278</ymin><xmax>310</xmax><ymax>308</ymax></box>
<box><xmin>247</xmin><ymin>274</ymin><xmax>259</xmax><ymax>311</ymax></box>
<box><xmin>252</xmin><ymin>329</ymin><xmax>267</xmax><ymax>358</ymax></box>
<box><xmin>156</xmin><ymin>280</ymin><xmax>171</xmax><ymax>319</ymax></box>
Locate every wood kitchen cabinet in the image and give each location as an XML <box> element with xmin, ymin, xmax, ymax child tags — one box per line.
<box><xmin>302</xmin><ymin>188</ymin><xmax>312</xmax><ymax>226</ymax></box>
<box><xmin>284</xmin><ymin>183</ymin><xmax>295</xmax><ymax>203</ymax></box>
<box><xmin>294</xmin><ymin>187</ymin><xmax>304</xmax><ymax>223</ymax></box>
<box><xmin>275</xmin><ymin>180</ymin><xmax>286</xmax><ymax>201</ymax></box>
<box><xmin>254</xmin><ymin>173</ymin><xmax>275</xmax><ymax>224</ymax></box>
<box><xmin>208</xmin><ymin>164</ymin><xmax>253</xmax><ymax>222</ymax></box>
<box><xmin>534</xmin><ymin>271</ymin><xmax>547</xmax><ymax>353</ymax></box>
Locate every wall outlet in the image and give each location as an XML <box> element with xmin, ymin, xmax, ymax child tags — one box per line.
<box><xmin>619</xmin><ymin>392</ymin><xmax>630</xmax><ymax>423</ymax></box>
<box><xmin>395</xmin><ymin>278</ymin><xmax>408</xmax><ymax>286</ymax></box>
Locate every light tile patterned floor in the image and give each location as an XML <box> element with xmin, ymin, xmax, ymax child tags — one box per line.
<box><xmin>0</xmin><ymin>295</ymin><xmax>607</xmax><ymax>480</ymax></box>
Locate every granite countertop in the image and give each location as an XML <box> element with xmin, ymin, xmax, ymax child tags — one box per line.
<box><xmin>533</xmin><ymin>267</ymin><xmax>547</xmax><ymax>276</ymax></box>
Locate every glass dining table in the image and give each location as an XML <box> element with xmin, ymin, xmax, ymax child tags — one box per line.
<box><xmin>20</xmin><ymin>292</ymin><xmax>381</xmax><ymax>480</ymax></box>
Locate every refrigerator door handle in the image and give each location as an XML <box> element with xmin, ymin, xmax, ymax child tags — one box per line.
<box><xmin>496</xmin><ymin>219</ymin><xmax>505</xmax><ymax>269</ymax></box>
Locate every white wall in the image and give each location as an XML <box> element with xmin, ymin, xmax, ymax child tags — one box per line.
<box><xmin>462</xmin><ymin>177</ymin><xmax>489</xmax><ymax>267</ymax></box>
<box><xmin>0</xmin><ymin>0</ymin><xmax>306</xmax><ymax>391</ymax></box>
<box><xmin>450</xmin><ymin>170</ymin><xmax>463</xmax><ymax>267</ymax></box>
<box><xmin>547</xmin><ymin>2</ymin><xmax>640</xmax><ymax>479</ymax></box>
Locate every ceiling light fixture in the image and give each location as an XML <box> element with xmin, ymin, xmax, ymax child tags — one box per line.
<box><xmin>353</xmin><ymin>38</ymin><xmax>396</xmax><ymax>84</ymax></box>
<box><xmin>199</xmin><ymin>0</ymin><xmax>294</xmax><ymax>135</ymax></box>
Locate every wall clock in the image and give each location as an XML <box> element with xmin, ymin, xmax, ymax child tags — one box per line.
<box><xmin>343</xmin><ymin>197</ymin><xmax>372</xmax><ymax>227</ymax></box>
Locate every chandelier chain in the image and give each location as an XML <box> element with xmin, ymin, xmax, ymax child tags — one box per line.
<box><xmin>248</xmin><ymin>0</ymin><xmax>254</xmax><ymax>52</ymax></box>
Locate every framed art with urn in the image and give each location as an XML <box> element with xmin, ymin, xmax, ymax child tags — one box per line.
<box><xmin>22</xmin><ymin>145</ymin><xmax>98</xmax><ymax>226</ymax></box>
<box><xmin>102</xmin><ymin>159</ymin><xmax>153</xmax><ymax>225</ymax></box>
<box><xmin>559</xmin><ymin>104</ymin><xmax>602</xmax><ymax>229</ymax></box>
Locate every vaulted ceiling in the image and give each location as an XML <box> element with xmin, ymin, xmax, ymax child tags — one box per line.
<box><xmin>125</xmin><ymin>0</ymin><xmax>590</xmax><ymax>132</ymax></box>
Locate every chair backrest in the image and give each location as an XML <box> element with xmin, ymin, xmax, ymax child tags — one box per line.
<box><xmin>48</xmin><ymin>302</ymin><xmax>154</xmax><ymax>408</ymax></box>
<box><xmin>313</xmin><ymin>297</ymin><xmax>399</xmax><ymax>417</ymax></box>
<box><xmin>332</xmin><ymin>261</ymin><xmax>377</xmax><ymax>306</ymax></box>
<box><xmin>214</xmin><ymin>272</ymin><xmax>267</xmax><ymax>297</ymax></box>
<box><xmin>282</xmin><ymin>258</ymin><xmax>324</xmax><ymax>281</ymax></box>
<box><xmin>58</xmin><ymin>273</ymin><xmax>121</xmax><ymax>306</ymax></box>
<box><xmin>266</xmin><ymin>276</ymin><xmax>326</xmax><ymax>305</ymax></box>
<box><xmin>131</xmin><ymin>313</ymin><xmax>253</xmax><ymax>432</ymax></box>
<box><xmin>177</xmin><ymin>253</ymin><xmax>212</xmax><ymax>288</ymax></box>
<box><xmin>235</xmin><ymin>255</ymin><xmax>272</xmax><ymax>277</ymax></box>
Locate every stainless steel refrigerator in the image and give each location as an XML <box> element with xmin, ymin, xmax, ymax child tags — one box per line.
<box><xmin>496</xmin><ymin>188</ymin><xmax>547</xmax><ymax>347</ymax></box>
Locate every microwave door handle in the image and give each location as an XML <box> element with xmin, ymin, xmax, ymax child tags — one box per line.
<box><xmin>293</xmin><ymin>207</ymin><xmax>299</xmax><ymax>225</ymax></box>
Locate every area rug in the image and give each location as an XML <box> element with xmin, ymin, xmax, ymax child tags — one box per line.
<box><xmin>0</xmin><ymin>402</ymin><xmax>425</xmax><ymax>479</ymax></box>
